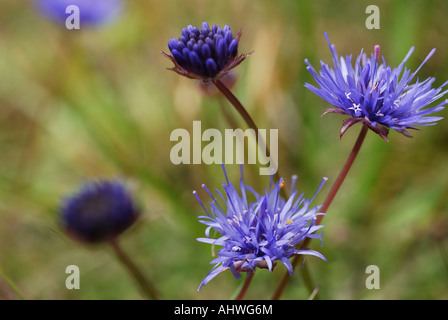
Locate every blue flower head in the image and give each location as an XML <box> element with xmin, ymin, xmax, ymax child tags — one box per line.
<box><xmin>36</xmin><ymin>0</ymin><xmax>123</xmax><ymax>27</ymax></box>
<box><xmin>162</xmin><ymin>22</ymin><xmax>251</xmax><ymax>81</ymax></box>
<box><xmin>194</xmin><ymin>165</ymin><xmax>327</xmax><ymax>290</ymax></box>
<box><xmin>61</xmin><ymin>180</ymin><xmax>140</xmax><ymax>244</ymax></box>
<box><xmin>305</xmin><ymin>33</ymin><xmax>448</xmax><ymax>141</ymax></box>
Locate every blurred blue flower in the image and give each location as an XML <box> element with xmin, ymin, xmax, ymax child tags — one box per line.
<box><xmin>162</xmin><ymin>22</ymin><xmax>251</xmax><ymax>81</ymax></box>
<box><xmin>305</xmin><ymin>33</ymin><xmax>448</xmax><ymax>141</ymax></box>
<box><xmin>61</xmin><ymin>180</ymin><xmax>139</xmax><ymax>244</ymax></box>
<box><xmin>194</xmin><ymin>165</ymin><xmax>327</xmax><ymax>290</ymax></box>
<box><xmin>36</xmin><ymin>0</ymin><xmax>123</xmax><ymax>27</ymax></box>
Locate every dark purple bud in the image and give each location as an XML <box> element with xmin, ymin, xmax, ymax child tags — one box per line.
<box><xmin>61</xmin><ymin>180</ymin><xmax>139</xmax><ymax>244</ymax></box>
<box><xmin>168</xmin><ymin>38</ymin><xmax>179</xmax><ymax>52</ymax></box>
<box><xmin>225</xmin><ymin>30</ymin><xmax>233</xmax><ymax>46</ymax></box>
<box><xmin>206</xmin><ymin>58</ymin><xmax>218</xmax><ymax>77</ymax></box>
<box><xmin>217</xmin><ymin>38</ymin><xmax>228</xmax><ymax>68</ymax></box>
<box><xmin>182</xmin><ymin>28</ymin><xmax>189</xmax><ymax>39</ymax></box>
<box><xmin>205</xmin><ymin>37</ymin><xmax>214</xmax><ymax>48</ymax></box>
<box><xmin>228</xmin><ymin>39</ymin><xmax>238</xmax><ymax>57</ymax></box>
<box><xmin>182</xmin><ymin>47</ymin><xmax>191</xmax><ymax>61</ymax></box>
<box><xmin>164</xmin><ymin>22</ymin><xmax>250</xmax><ymax>80</ymax></box>
<box><xmin>172</xmin><ymin>49</ymin><xmax>187</xmax><ymax>67</ymax></box>
<box><xmin>214</xmin><ymin>34</ymin><xmax>223</xmax><ymax>46</ymax></box>
<box><xmin>191</xmin><ymin>26</ymin><xmax>200</xmax><ymax>36</ymax></box>
<box><xmin>189</xmin><ymin>32</ymin><xmax>197</xmax><ymax>41</ymax></box>
<box><xmin>189</xmin><ymin>51</ymin><xmax>205</xmax><ymax>74</ymax></box>
<box><xmin>201</xmin><ymin>22</ymin><xmax>210</xmax><ymax>33</ymax></box>
<box><xmin>193</xmin><ymin>43</ymin><xmax>202</xmax><ymax>58</ymax></box>
<box><xmin>176</xmin><ymin>41</ymin><xmax>186</xmax><ymax>52</ymax></box>
<box><xmin>187</xmin><ymin>25</ymin><xmax>200</xmax><ymax>36</ymax></box>
<box><xmin>202</xmin><ymin>43</ymin><xmax>212</xmax><ymax>59</ymax></box>
<box><xmin>36</xmin><ymin>0</ymin><xmax>123</xmax><ymax>28</ymax></box>
<box><xmin>187</xmin><ymin>39</ymin><xmax>195</xmax><ymax>50</ymax></box>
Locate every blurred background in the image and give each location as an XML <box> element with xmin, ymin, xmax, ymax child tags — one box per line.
<box><xmin>0</xmin><ymin>0</ymin><xmax>447</xmax><ymax>300</ymax></box>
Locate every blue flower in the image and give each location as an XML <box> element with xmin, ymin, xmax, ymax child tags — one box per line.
<box><xmin>305</xmin><ymin>33</ymin><xmax>448</xmax><ymax>141</ymax></box>
<box><xmin>194</xmin><ymin>165</ymin><xmax>327</xmax><ymax>290</ymax></box>
<box><xmin>162</xmin><ymin>22</ymin><xmax>251</xmax><ymax>81</ymax></box>
<box><xmin>61</xmin><ymin>180</ymin><xmax>139</xmax><ymax>244</ymax></box>
<box><xmin>36</xmin><ymin>0</ymin><xmax>123</xmax><ymax>27</ymax></box>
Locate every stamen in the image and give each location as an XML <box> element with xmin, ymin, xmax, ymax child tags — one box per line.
<box><xmin>290</xmin><ymin>175</ymin><xmax>298</xmax><ymax>193</ymax></box>
<box><xmin>374</xmin><ymin>45</ymin><xmax>380</xmax><ymax>60</ymax></box>
<box><xmin>345</xmin><ymin>92</ymin><xmax>354</xmax><ymax>103</ymax></box>
<box><xmin>193</xmin><ymin>191</ymin><xmax>211</xmax><ymax>216</ymax></box>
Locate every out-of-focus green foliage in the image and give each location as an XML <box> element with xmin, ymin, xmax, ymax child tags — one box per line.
<box><xmin>0</xmin><ymin>0</ymin><xmax>447</xmax><ymax>299</ymax></box>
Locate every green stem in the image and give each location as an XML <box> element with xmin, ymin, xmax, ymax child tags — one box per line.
<box><xmin>0</xmin><ymin>267</ymin><xmax>26</xmax><ymax>300</ymax></box>
<box><xmin>110</xmin><ymin>240</ymin><xmax>160</xmax><ymax>300</ymax></box>
<box><xmin>307</xmin><ymin>285</ymin><xmax>321</xmax><ymax>300</ymax></box>
<box><xmin>300</xmin><ymin>260</ymin><xmax>318</xmax><ymax>299</ymax></box>
<box><xmin>271</xmin><ymin>125</ymin><xmax>369</xmax><ymax>300</ymax></box>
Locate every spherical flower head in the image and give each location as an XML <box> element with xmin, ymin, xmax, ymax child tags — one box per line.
<box><xmin>36</xmin><ymin>0</ymin><xmax>123</xmax><ymax>27</ymax></box>
<box><xmin>305</xmin><ymin>32</ymin><xmax>448</xmax><ymax>141</ymax></box>
<box><xmin>162</xmin><ymin>22</ymin><xmax>252</xmax><ymax>81</ymax></box>
<box><xmin>194</xmin><ymin>165</ymin><xmax>327</xmax><ymax>290</ymax></box>
<box><xmin>61</xmin><ymin>180</ymin><xmax>140</xmax><ymax>244</ymax></box>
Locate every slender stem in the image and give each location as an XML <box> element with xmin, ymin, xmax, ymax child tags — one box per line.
<box><xmin>271</xmin><ymin>125</ymin><xmax>369</xmax><ymax>300</ymax></box>
<box><xmin>318</xmin><ymin>125</ymin><xmax>369</xmax><ymax>218</ymax></box>
<box><xmin>236</xmin><ymin>272</ymin><xmax>255</xmax><ymax>300</ymax></box>
<box><xmin>110</xmin><ymin>240</ymin><xmax>160</xmax><ymax>300</ymax></box>
<box><xmin>213</xmin><ymin>79</ymin><xmax>261</xmax><ymax>135</ymax></box>
<box><xmin>300</xmin><ymin>259</ymin><xmax>318</xmax><ymax>299</ymax></box>
<box><xmin>213</xmin><ymin>79</ymin><xmax>281</xmax><ymax>183</ymax></box>
<box><xmin>0</xmin><ymin>267</ymin><xmax>26</xmax><ymax>300</ymax></box>
<box><xmin>307</xmin><ymin>285</ymin><xmax>321</xmax><ymax>300</ymax></box>
<box><xmin>218</xmin><ymin>97</ymin><xmax>241</xmax><ymax>130</ymax></box>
